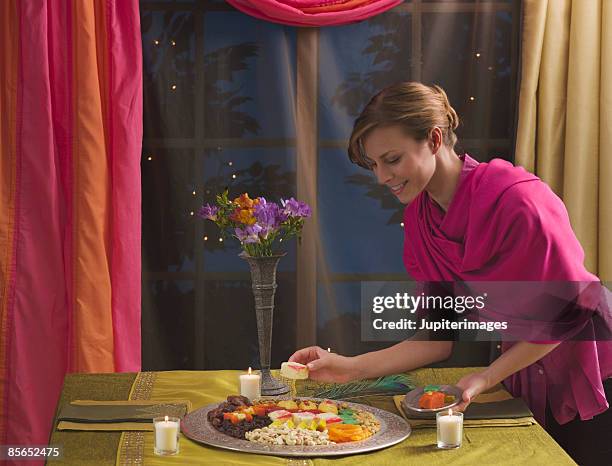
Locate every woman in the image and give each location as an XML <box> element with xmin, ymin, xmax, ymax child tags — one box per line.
<box><xmin>289</xmin><ymin>82</ymin><xmax>612</xmax><ymax>464</ymax></box>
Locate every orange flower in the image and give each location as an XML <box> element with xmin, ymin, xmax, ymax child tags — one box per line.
<box><xmin>233</xmin><ymin>193</ymin><xmax>259</xmax><ymax>209</ymax></box>
<box><xmin>230</xmin><ymin>207</ymin><xmax>256</xmax><ymax>225</ymax></box>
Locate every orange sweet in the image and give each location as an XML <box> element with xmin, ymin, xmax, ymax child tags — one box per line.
<box><xmin>418</xmin><ymin>391</ymin><xmax>446</xmax><ymax>409</ymax></box>
<box><xmin>327</xmin><ymin>424</ymin><xmax>367</xmax><ymax>443</ymax></box>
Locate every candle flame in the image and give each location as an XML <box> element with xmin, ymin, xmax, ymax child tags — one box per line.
<box><xmin>327</xmin><ymin>347</ymin><xmax>331</xmax><ymax>352</ymax></box>
<box><xmin>248</xmin><ymin>367</ymin><xmax>252</xmax><ymax>375</ymax></box>
<box><xmin>165</xmin><ymin>415</ymin><xmax>168</xmax><ymax>422</ymax></box>
<box><xmin>448</xmin><ymin>409</ymin><xmax>452</xmax><ymax>416</ymax></box>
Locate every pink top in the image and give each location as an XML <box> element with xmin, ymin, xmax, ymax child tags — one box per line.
<box><xmin>402</xmin><ymin>154</ymin><xmax>612</xmax><ymax>425</ymax></box>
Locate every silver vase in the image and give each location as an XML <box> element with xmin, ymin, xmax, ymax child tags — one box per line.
<box><xmin>239</xmin><ymin>251</ymin><xmax>289</xmax><ymax>396</ymax></box>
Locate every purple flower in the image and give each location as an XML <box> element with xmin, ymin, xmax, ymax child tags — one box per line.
<box><xmin>254</xmin><ymin>198</ymin><xmax>285</xmax><ymax>237</ymax></box>
<box><xmin>198</xmin><ymin>204</ymin><xmax>219</xmax><ymax>221</ymax></box>
<box><xmin>281</xmin><ymin>198</ymin><xmax>311</xmax><ymax>218</ymax></box>
<box><xmin>235</xmin><ymin>224</ymin><xmax>262</xmax><ymax>244</ymax></box>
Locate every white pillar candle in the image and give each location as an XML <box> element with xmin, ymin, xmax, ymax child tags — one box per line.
<box><xmin>436</xmin><ymin>409</ymin><xmax>463</xmax><ymax>448</ymax></box>
<box><xmin>239</xmin><ymin>367</ymin><xmax>261</xmax><ymax>401</ymax></box>
<box><xmin>154</xmin><ymin>415</ymin><xmax>179</xmax><ymax>454</ymax></box>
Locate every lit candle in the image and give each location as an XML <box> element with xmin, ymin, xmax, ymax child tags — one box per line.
<box><xmin>436</xmin><ymin>409</ymin><xmax>463</xmax><ymax>449</ymax></box>
<box><xmin>153</xmin><ymin>415</ymin><xmax>180</xmax><ymax>455</ymax></box>
<box><xmin>239</xmin><ymin>367</ymin><xmax>261</xmax><ymax>401</ymax></box>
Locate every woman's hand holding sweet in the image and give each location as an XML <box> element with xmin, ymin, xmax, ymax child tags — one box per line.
<box><xmin>288</xmin><ymin>346</ymin><xmax>359</xmax><ymax>383</ymax></box>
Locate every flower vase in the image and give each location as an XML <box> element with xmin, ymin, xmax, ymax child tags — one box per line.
<box><xmin>239</xmin><ymin>251</ymin><xmax>289</xmax><ymax>396</ymax></box>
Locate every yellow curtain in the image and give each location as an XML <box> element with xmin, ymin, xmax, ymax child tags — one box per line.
<box><xmin>515</xmin><ymin>0</ymin><xmax>612</xmax><ymax>280</ymax></box>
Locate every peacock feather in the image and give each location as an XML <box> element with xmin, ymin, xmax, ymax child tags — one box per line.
<box><xmin>295</xmin><ymin>374</ymin><xmax>414</xmax><ymax>400</ymax></box>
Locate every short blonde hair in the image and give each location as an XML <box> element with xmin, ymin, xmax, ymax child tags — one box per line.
<box><xmin>348</xmin><ymin>82</ymin><xmax>460</xmax><ymax>169</ymax></box>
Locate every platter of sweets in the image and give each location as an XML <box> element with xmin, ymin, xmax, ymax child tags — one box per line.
<box><xmin>181</xmin><ymin>395</ymin><xmax>411</xmax><ymax>457</ymax></box>
<box><xmin>401</xmin><ymin>385</ymin><xmax>462</xmax><ymax>418</ymax></box>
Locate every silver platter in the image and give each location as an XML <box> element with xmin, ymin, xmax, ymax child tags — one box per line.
<box><xmin>181</xmin><ymin>397</ymin><xmax>411</xmax><ymax>457</ymax></box>
<box><xmin>401</xmin><ymin>385</ymin><xmax>463</xmax><ymax>419</ymax></box>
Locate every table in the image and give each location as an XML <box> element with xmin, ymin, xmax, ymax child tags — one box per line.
<box><xmin>48</xmin><ymin>368</ymin><xmax>575</xmax><ymax>465</ymax></box>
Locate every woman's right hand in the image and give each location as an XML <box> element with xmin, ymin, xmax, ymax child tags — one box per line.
<box><xmin>288</xmin><ymin>346</ymin><xmax>359</xmax><ymax>383</ymax></box>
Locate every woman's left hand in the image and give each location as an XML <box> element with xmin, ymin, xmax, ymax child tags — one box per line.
<box><xmin>455</xmin><ymin>371</ymin><xmax>491</xmax><ymax>411</ymax></box>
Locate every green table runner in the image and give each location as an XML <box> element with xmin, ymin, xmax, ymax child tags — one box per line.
<box><xmin>48</xmin><ymin>373</ymin><xmax>136</xmax><ymax>465</ymax></box>
<box><xmin>48</xmin><ymin>368</ymin><xmax>575</xmax><ymax>465</ymax></box>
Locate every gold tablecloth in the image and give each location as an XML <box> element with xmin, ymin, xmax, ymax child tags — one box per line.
<box><xmin>49</xmin><ymin>368</ymin><xmax>575</xmax><ymax>465</ymax></box>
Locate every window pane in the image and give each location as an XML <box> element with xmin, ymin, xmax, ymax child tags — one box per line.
<box><xmin>142</xmin><ymin>280</ymin><xmax>195</xmax><ymax>370</ymax></box>
<box><xmin>203</xmin><ymin>12</ymin><xmax>297</xmax><ymax>139</ymax></box>
<box><xmin>422</xmin><ymin>11</ymin><xmax>515</xmax><ymax>143</ymax></box>
<box><xmin>318</xmin><ymin>148</ymin><xmax>405</xmax><ymax>275</ymax></box>
<box><xmin>317</xmin><ymin>282</ymin><xmax>391</xmax><ymax>355</ymax></box>
<box><xmin>318</xmin><ymin>12</ymin><xmax>412</xmax><ymax>141</ymax></box>
<box><xmin>142</xmin><ymin>149</ymin><xmax>197</xmax><ymax>273</ymax></box>
<box><xmin>141</xmin><ymin>11</ymin><xmax>195</xmax><ymax>138</ymax></box>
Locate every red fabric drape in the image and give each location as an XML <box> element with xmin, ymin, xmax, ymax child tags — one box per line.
<box><xmin>226</xmin><ymin>0</ymin><xmax>403</xmax><ymax>26</ymax></box>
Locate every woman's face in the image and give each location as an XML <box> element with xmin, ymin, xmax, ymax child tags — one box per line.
<box><xmin>362</xmin><ymin>125</ymin><xmax>436</xmax><ymax>205</ymax></box>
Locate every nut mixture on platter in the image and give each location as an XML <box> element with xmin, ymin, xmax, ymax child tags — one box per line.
<box><xmin>245</xmin><ymin>425</ymin><xmax>334</xmax><ymax>446</ymax></box>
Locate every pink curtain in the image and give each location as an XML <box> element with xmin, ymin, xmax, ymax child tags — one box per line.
<box><xmin>226</xmin><ymin>0</ymin><xmax>402</xmax><ymax>26</ymax></box>
<box><xmin>0</xmin><ymin>0</ymin><xmax>142</xmax><ymax>455</ymax></box>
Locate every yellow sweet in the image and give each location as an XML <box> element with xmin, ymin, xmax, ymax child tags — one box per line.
<box><xmin>318</xmin><ymin>400</ymin><xmax>338</xmax><ymax>414</ymax></box>
<box><xmin>277</xmin><ymin>400</ymin><xmax>299</xmax><ymax>410</ymax></box>
<box><xmin>298</xmin><ymin>400</ymin><xmax>318</xmax><ymax>410</ymax></box>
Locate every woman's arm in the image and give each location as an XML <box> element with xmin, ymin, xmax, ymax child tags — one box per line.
<box><xmin>351</xmin><ymin>339</ymin><xmax>453</xmax><ymax>379</ymax></box>
<box><xmin>289</xmin><ymin>339</ymin><xmax>453</xmax><ymax>383</ymax></box>
<box><xmin>456</xmin><ymin>341</ymin><xmax>560</xmax><ymax>410</ymax></box>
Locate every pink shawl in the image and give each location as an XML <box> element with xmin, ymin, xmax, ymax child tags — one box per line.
<box><xmin>403</xmin><ymin>155</ymin><xmax>612</xmax><ymax>425</ymax></box>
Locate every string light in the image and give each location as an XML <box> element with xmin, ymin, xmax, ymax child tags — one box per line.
<box><xmin>228</xmin><ymin>161</ymin><xmax>233</xmax><ymax>166</ymax></box>
<box><xmin>154</xmin><ymin>39</ymin><xmax>159</xmax><ymax>45</ymax></box>
<box><xmin>475</xmin><ymin>52</ymin><xmax>481</xmax><ymax>58</ymax></box>
<box><xmin>219</xmin><ymin>238</ymin><xmax>223</xmax><ymax>242</ymax></box>
<box><xmin>488</xmin><ymin>66</ymin><xmax>494</xmax><ymax>71</ymax></box>
<box><xmin>171</xmin><ymin>84</ymin><xmax>177</xmax><ymax>90</ymax></box>
<box><xmin>400</xmin><ymin>222</ymin><xmax>404</xmax><ymax>228</ymax></box>
<box><xmin>171</xmin><ymin>40</ymin><xmax>176</xmax><ymax>46</ymax></box>
<box><xmin>469</xmin><ymin>96</ymin><xmax>475</xmax><ymax>102</ymax></box>
<box><xmin>147</xmin><ymin>156</ymin><xmax>152</xmax><ymax>161</ymax></box>
<box><xmin>190</xmin><ymin>211</ymin><xmax>194</xmax><ymax>216</ymax></box>
<box><xmin>192</xmin><ymin>190</ymin><xmax>196</xmax><ymax>196</ymax></box>
<box><xmin>203</xmin><ymin>236</ymin><xmax>208</xmax><ymax>241</ymax></box>
<box><xmin>232</xmin><ymin>174</ymin><xmax>237</xmax><ymax>179</ymax></box>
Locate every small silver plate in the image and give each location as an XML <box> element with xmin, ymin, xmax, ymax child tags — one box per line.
<box><xmin>401</xmin><ymin>385</ymin><xmax>463</xmax><ymax>419</ymax></box>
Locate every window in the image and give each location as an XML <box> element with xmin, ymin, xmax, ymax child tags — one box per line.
<box><xmin>140</xmin><ymin>0</ymin><xmax>520</xmax><ymax>369</ymax></box>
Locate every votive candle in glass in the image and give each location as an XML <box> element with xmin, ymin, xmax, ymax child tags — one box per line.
<box><xmin>153</xmin><ymin>415</ymin><xmax>180</xmax><ymax>456</ymax></box>
<box><xmin>436</xmin><ymin>409</ymin><xmax>463</xmax><ymax>449</ymax></box>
